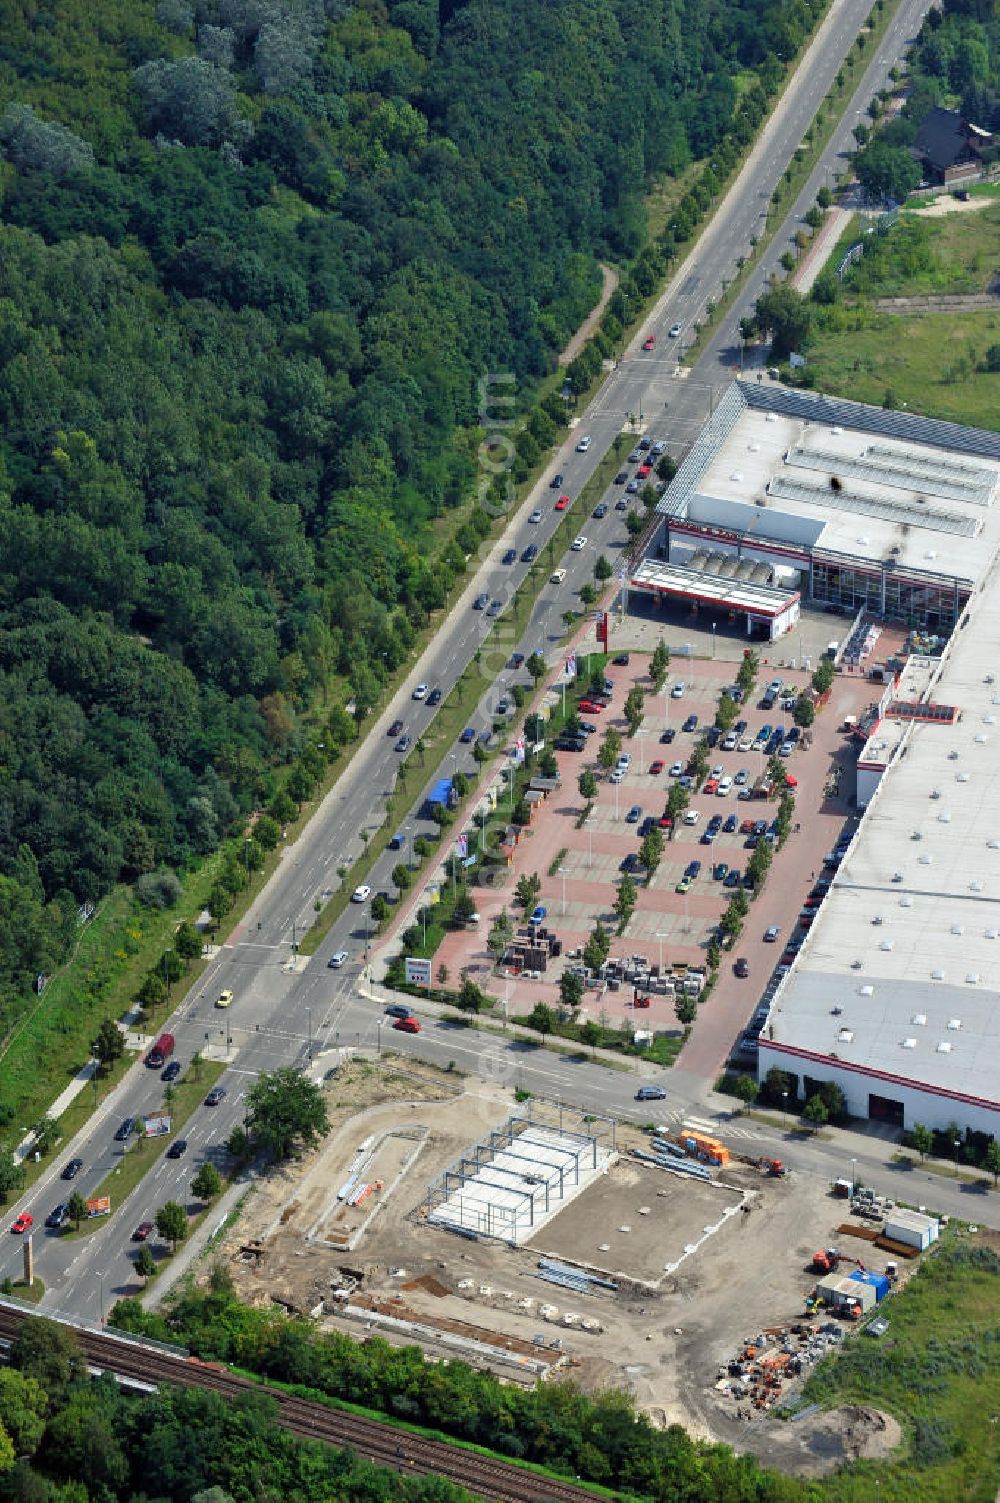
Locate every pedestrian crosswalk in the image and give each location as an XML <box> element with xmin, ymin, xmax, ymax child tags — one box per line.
<box><xmin>648</xmin><ymin>1110</ymin><xmax>758</xmax><ymax>1140</ymax></box>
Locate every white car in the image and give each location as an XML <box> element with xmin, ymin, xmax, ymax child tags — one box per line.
<box><xmin>571</xmin><ymin>536</ymin><xmax>587</xmax><ymax>551</ymax></box>
<box><xmin>718</xmin><ymin>776</ymin><xmax>733</xmax><ymax>796</ymax></box>
<box><xmin>683</xmin><ymin>808</ymin><xmax>701</xmax><ymax>826</ymax></box>
<box><xmin>734</xmin><ymin>768</ymin><xmax>749</xmax><ymax>785</ymax></box>
<box><xmin>671</xmin><ymin>681</ymin><xmax>686</xmax><ymax>698</ymax></box>
<box><xmin>722</xmin><ymin>732</ymin><xmax>738</xmax><ymax>751</ymax></box>
<box><xmin>668</xmin><ymin>322</ymin><xmax>682</xmax><ymax>338</ymax></box>
<box><xmin>412</xmin><ymin>683</ymin><xmax>428</xmax><ymax>700</ymax></box>
<box><xmin>351</xmin><ymin>885</ymin><xmax>372</xmax><ymax>904</ymax></box>
<box><xmin>737</xmin><ymin>736</ymin><xmax>754</xmax><ymax>752</ymax></box>
<box><xmin>327</xmin><ymin>950</ymin><xmax>349</xmax><ymax>969</ymax></box>
<box><xmin>576</xmin><ymin>435</ymin><xmax>592</xmax><ymax>452</ymax></box>
<box><xmin>610</xmin><ymin>768</ymin><xmax>626</xmax><ymax>784</ymax></box>
<box><xmin>711</xmin><ymin>764</ymin><xmax>724</xmax><ymax>779</ymax></box>
<box><xmin>669</xmin><ymin>761</ymin><xmax>684</xmax><ymax>776</ymax></box>
<box><xmin>528</xmin><ymin>509</ymin><xmax>543</xmax><ymax>524</ymax></box>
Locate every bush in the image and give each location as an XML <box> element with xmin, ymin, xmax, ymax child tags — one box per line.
<box><xmin>134</xmin><ymin>870</ymin><xmax>183</xmax><ymax>910</ymax></box>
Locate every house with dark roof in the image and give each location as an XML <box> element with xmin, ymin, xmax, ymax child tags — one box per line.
<box><xmin>911</xmin><ymin>105</ymin><xmax>992</xmax><ymax>185</ymax></box>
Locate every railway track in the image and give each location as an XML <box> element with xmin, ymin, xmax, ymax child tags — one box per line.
<box><xmin>0</xmin><ymin>1304</ymin><xmax>604</xmax><ymax>1503</ymax></box>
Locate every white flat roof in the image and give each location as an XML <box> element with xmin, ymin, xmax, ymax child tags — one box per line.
<box><xmin>770</xmin><ymin>583</ymin><xmax>1000</xmax><ymax>1108</ymax></box>
<box><xmin>689</xmin><ymin>407</ymin><xmax>1000</xmax><ymax>586</ymax></box>
<box><xmin>631</xmin><ymin>558</ymin><xmax>796</xmax><ymax>616</ymax></box>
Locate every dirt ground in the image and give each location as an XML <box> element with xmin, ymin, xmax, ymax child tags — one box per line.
<box><xmin>206</xmin><ymin>1063</ymin><xmax>905</xmax><ymax>1473</ymax></box>
<box><xmin>912</xmin><ymin>193</ymin><xmax>994</xmax><ymax>218</ymax></box>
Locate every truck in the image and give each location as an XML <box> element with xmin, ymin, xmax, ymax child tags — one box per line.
<box><xmin>423</xmin><ymin>777</ymin><xmax>457</xmax><ymax>817</ymax></box>
<box><xmin>145</xmin><ymin>1032</ymin><xmax>175</xmax><ymax>1069</ymax></box>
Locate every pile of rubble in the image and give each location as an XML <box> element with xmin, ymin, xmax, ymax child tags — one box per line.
<box><xmin>714</xmin><ymin>1320</ymin><xmax>846</xmax><ymax>1412</ymax></box>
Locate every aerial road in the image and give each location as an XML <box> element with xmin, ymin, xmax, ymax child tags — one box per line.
<box><xmin>0</xmin><ymin>0</ymin><xmax>944</xmax><ymax>1315</ymax></box>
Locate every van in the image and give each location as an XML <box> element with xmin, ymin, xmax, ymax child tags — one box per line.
<box><xmin>550</xmin><ymin>568</ymin><xmax>567</xmax><ymax>584</ymax></box>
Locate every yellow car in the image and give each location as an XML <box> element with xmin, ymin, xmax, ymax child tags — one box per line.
<box><xmin>215</xmin><ymin>989</ymin><xmax>234</xmax><ymax>1009</ymax></box>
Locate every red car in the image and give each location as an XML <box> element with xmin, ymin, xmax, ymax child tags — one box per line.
<box><xmin>388</xmin><ymin>719</ymin><xmax>404</xmax><ymax>737</ymax></box>
<box><xmin>577</xmin><ymin>700</ymin><xmax>604</xmax><ymax>713</ymax></box>
<box><xmin>555</xmin><ymin>494</ymin><xmax>570</xmax><ymax>511</ymax></box>
<box><xmin>132</xmin><ymin>1221</ymin><xmax>154</xmax><ymax>1241</ymax></box>
<box><xmin>704</xmin><ymin>778</ymin><xmax>719</xmax><ymax>795</ymax></box>
<box><xmin>11</xmin><ymin>1213</ymin><xmax>33</xmax><ymax>1234</ymax></box>
<box><xmin>637</xmin><ymin>463</ymin><xmax>652</xmax><ymax>479</ymax></box>
<box><xmin>658</xmin><ymin>815</ymin><xmax>674</xmax><ymax>830</ymax></box>
<box><xmin>740</xmin><ymin>818</ymin><xmax>755</xmax><ymax>834</ymax></box>
<box><xmin>649</xmin><ymin>759</ymin><xmax>664</xmax><ymax>775</ymax></box>
<box><xmin>632</xmin><ymin>996</ymin><xmax>651</xmax><ymax>1009</ymax></box>
<box><xmin>642</xmin><ymin>335</ymin><xmax>656</xmax><ymax>350</ymax></box>
<box><xmin>394</xmin><ymin>1016</ymin><xmax>421</xmax><ymax>1033</ymax></box>
<box><xmin>784</xmin><ymin>773</ymin><xmax>798</xmax><ymax>787</ymax></box>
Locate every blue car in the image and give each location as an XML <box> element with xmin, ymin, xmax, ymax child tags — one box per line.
<box><xmin>529</xmin><ymin>905</ymin><xmax>547</xmax><ymax>926</ymax></box>
<box><xmin>502</xmin><ymin>548</ymin><xmax>517</xmax><ymax>565</ymax></box>
<box><xmin>683</xmin><ymin>714</ymin><xmax>698</xmax><ymax>732</ymax></box>
<box><xmin>460</xmin><ymin>727</ymin><xmax>476</xmax><ymax>743</ymax></box>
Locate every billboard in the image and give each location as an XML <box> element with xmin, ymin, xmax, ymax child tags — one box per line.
<box><xmin>404</xmin><ymin>957</ymin><xmax>432</xmax><ymax>988</ymax></box>
<box><xmin>143</xmin><ymin>1114</ymin><xmax>171</xmax><ymax>1138</ymax></box>
<box><xmin>86</xmin><ymin>1197</ymin><xmax>111</xmax><ymax>1219</ymax></box>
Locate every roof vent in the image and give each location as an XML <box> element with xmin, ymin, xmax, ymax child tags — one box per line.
<box><xmin>970</xmin><ymin>879</ymin><xmax>984</xmax><ymax>892</ymax></box>
<box><xmin>910</xmin><ymin>830</ymin><xmax>923</xmax><ymax>841</ymax></box>
<box><xmin>765</xmin><ymin>413</ymin><xmax>777</xmax><ymax>423</ymax></box>
<box><xmin>902</xmin><ymin>1037</ymin><xmax>917</xmax><ymax>1049</ymax></box>
<box><xmin>951</xmin><ymin>924</ymin><xmax>965</xmax><ymax>936</ymax></box>
<box><xmin>838</xmin><ymin>1028</ymin><xmax>854</xmax><ymax>1044</ymax></box>
<box><xmin>949</xmin><ymin>750</ymin><xmax>960</xmax><ymax>760</ymax></box>
<box><xmin>965</xmin><ymin>973</ymin><xmax>980</xmax><ymax>985</ymax></box>
<box><xmin>891</xmin><ymin>871</ymin><xmax>903</xmax><ymax>884</ymax></box>
<box><xmin>831</xmin><ymin>426</ymin><xmax>843</xmax><ymax>435</ymax></box>
<box><xmin>984</xmin><ymin>715</ymin><xmax>996</xmax><ymax>726</ymax></box>
<box><xmin>988</xmin><ymin>840</ymin><xmax>1000</xmax><ymax>850</ymax></box>
<box><xmin>919</xmin><ymin>854</ymin><xmax>932</xmax><ymax>865</ymax></box>
<box><xmin>730</xmin><ymin>471</ymin><xmax>744</xmax><ymax>482</ymax></box>
<box><xmin>926</xmin><ymin>549</ymin><xmax>938</xmax><ymax>560</ymax></box>
<box><xmin>831</xmin><ymin>1006</ymin><xmax>843</xmax><ymax>1016</ymax></box>
<box><xmin>872</xmin><ymin>915</ymin><xmax>883</xmax><ymax>926</ymax></box>
<box><xmin>931</xmin><ymin>968</ymin><xmax>945</xmax><ymax>980</ymax></box>
<box><xmin>851</xmin><ymin>959</ymin><xmax>864</xmax><ymax>970</ymax></box>
<box><xmin>937</xmin><ymin>812</ymin><xmax>952</xmax><ymax>823</ymax></box>
<box><xmin>930</xmin><ymin>789</ymin><xmax>941</xmax><ymax>800</ymax></box>
<box><xmin>748</xmin><ymin>443</ymin><xmax>760</xmax><ymax>453</ymax></box>
<box><xmin>879</xmin><ymin>939</ymin><xmax>894</xmax><ymax>952</ymax></box>
<box><xmin>948</xmin><ymin>1018</ymin><xmax>962</xmax><ymax>1030</ymax></box>
<box><xmin>937</xmin><ymin>1041</ymin><xmax>953</xmax><ymax>1053</ymax></box>
<box><xmin>899</xmin><ymin>895</ymin><xmax>913</xmax><ymax>908</ymax></box>
<box><xmin>987</xmin><ymin>675</ymin><xmax>995</xmax><ymax>685</ymax></box>
<box><xmin>957</xmin><ymin>772</ymin><xmax>970</xmax><ymax>783</ymax></box>
<box><xmin>859</xmin><ymin>984</ymin><xmax>874</xmax><ymax>996</ymax></box>
<box><xmin>987</xmin><ymin>926</ymin><xmax>998</xmax><ymax>939</ymax></box>
<box><xmin>911</xmin><ymin>1013</ymin><xmax>927</xmax><ymax>1026</ymax></box>
<box><xmin>975</xmin><ymin>734</ymin><xmax>989</xmax><ymax>744</ymax></box>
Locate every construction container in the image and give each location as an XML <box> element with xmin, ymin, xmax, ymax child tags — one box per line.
<box><xmin>884</xmin><ymin>1209</ymin><xmax>939</xmax><ymax>1251</ymax></box>
<box><xmin>848</xmin><ymin>1269</ymin><xmax>890</xmax><ymax>1302</ymax></box>
<box><xmin>815</xmin><ymin>1275</ymin><xmax>878</xmax><ymax>1314</ymax></box>
<box><xmin>679</xmin><ymin>1131</ymin><xmax>730</xmax><ymax>1166</ymax></box>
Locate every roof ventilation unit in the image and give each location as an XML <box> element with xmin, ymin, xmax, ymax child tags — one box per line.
<box><xmin>838</xmin><ymin>1029</ymin><xmax>854</xmax><ymax>1044</ymax></box>
<box><xmin>937</xmin><ymin>1041</ymin><xmax>953</xmax><ymax>1052</ymax></box>
<box><xmin>988</xmin><ymin>839</ymin><xmax>1000</xmax><ymax>850</ymax></box>
<box><xmin>975</xmin><ymin>734</ymin><xmax>989</xmax><ymax>744</ymax></box>
<box><xmin>900</xmin><ymin>895</ymin><xmax>913</xmax><ymax>907</ymax></box>
<box><xmin>918</xmin><ymin>854</ymin><xmax>932</xmax><ymax>865</ymax></box>
<box><xmin>911</xmin><ymin>1013</ymin><xmax>927</xmax><ymax>1026</ymax></box>
<box><xmin>970</xmin><ymin>879</ymin><xmax>984</xmax><ymax>891</ymax></box>
<box><xmin>831</xmin><ymin>426</ymin><xmax>843</xmax><ymax>435</ymax></box>
<box><xmin>948</xmin><ymin>1018</ymin><xmax>962</xmax><ymax>1030</ymax></box>
<box><xmin>949</xmin><ymin>750</ymin><xmax>960</xmax><ymax>760</ymax></box>
<box><xmin>930</xmin><ymin>789</ymin><xmax>941</xmax><ymax>799</ymax></box>
<box><xmin>957</xmin><ymin>772</ymin><xmax>970</xmax><ymax>783</ymax></box>
<box><xmin>987</xmin><ymin>927</ymin><xmax>999</xmax><ymax>939</ymax></box>
<box><xmin>986</xmin><ymin>675</ymin><xmax>995</xmax><ymax>685</ymax></box>
<box><xmin>984</xmin><ymin>715</ymin><xmax>996</xmax><ymax>725</ymax></box>
<box><xmin>911</xmin><ymin>830</ymin><xmax>923</xmax><ymax>841</ymax></box>
<box><xmin>851</xmin><ymin>959</ymin><xmax>864</xmax><ymax>969</ymax></box>
<box><xmin>951</xmin><ymin>924</ymin><xmax>965</xmax><ymax>935</ymax></box>
<box><xmin>891</xmin><ymin>871</ymin><xmax>903</xmax><ymax>884</ymax></box>
<box><xmin>937</xmin><ymin>811</ymin><xmax>952</xmax><ymax>823</ymax></box>
<box><xmin>931</xmin><ymin>968</ymin><xmax>945</xmax><ymax>980</ymax></box>
<box><xmin>872</xmin><ymin>915</ymin><xmax>883</xmax><ymax>926</ymax></box>
<box><xmin>902</xmin><ymin>1037</ymin><xmax>917</xmax><ymax>1049</ymax></box>
<box><xmin>859</xmin><ymin>984</ymin><xmax>874</xmax><ymax>996</ymax></box>
<box><xmin>879</xmin><ymin>939</ymin><xmax>894</xmax><ymax>951</ymax></box>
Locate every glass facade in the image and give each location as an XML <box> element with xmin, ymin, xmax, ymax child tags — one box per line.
<box><xmin>810</xmin><ymin>558</ymin><xmax>967</xmax><ymax>629</ymax></box>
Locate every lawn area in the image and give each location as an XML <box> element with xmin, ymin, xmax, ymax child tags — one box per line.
<box><xmin>806</xmin><ymin>1237</ymin><xmax>1000</xmax><ymax>1503</ymax></box>
<box><xmin>802</xmin><ymin>308</ymin><xmax>1000</xmax><ymax>430</ymax></box>
<box><xmin>843</xmin><ymin>197</ymin><xmax>1000</xmax><ymax>299</ymax></box>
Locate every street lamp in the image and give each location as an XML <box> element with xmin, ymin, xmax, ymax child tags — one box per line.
<box><xmin>558</xmin><ymin>866</ymin><xmax>567</xmax><ymax>916</ymax></box>
<box><xmin>377</xmin><ymin>1018</ymin><xmax>384</xmax><ymax>1059</ymax></box>
<box><xmin>782</xmin><ymin>1090</ymin><xmax>789</xmax><ymax>1128</ymax></box>
<box><xmin>656</xmin><ymin>931</ymin><xmax>669</xmax><ymax>973</ymax></box>
<box><xmin>712</xmin><ymin>623</ymin><xmax>717</xmax><ymax>659</ymax></box>
<box><xmin>307</xmin><ymin>1008</ymin><xmax>313</xmax><ymax>1060</ymax></box>
<box><xmin>954</xmin><ymin>1136</ymin><xmax>962</xmax><ymax>1176</ymax></box>
<box><xmin>850</xmin><ymin>1156</ymin><xmax>857</xmax><ymax>1195</ymax></box>
<box><xmin>97</xmin><ymin>1269</ymin><xmax>106</xmax><ymax>1326</ymax></box>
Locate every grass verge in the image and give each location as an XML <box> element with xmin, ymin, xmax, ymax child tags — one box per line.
<box><xmin>57</xmin><ymin>1059</ymin><xmax>226</xmax><ymax>1239</ymax></box>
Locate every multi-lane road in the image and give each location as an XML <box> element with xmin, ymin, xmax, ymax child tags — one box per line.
<box><xmin>3</xmin><ymin>0</ymin><xmax>959</xmax><ymax>1317</ymax></box>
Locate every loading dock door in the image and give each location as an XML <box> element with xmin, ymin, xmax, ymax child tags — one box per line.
<box><xmin>868</xmin><ymin>1092</ymin><xmax>904</xmax><ymax>1128</ymax></box>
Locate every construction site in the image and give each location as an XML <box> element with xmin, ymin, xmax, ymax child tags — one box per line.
<box><xmin>203</xmin><ymin>1057</ymin><xmax>925</xmax><ymax>1473</ymax></box>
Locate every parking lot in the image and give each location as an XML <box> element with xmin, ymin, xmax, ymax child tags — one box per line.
<box><xmin>434</xmin><ymin>642</ymin><xmax>882</xmax><ymax>1082</ymax></box>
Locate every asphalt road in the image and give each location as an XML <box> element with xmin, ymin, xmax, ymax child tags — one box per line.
<box><xmin>4</xmin><ymin>0</ymin><xmax>960</xmax><ymax>1316</ymax></box>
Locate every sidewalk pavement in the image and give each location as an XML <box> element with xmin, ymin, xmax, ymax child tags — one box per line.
<box><xmin>142</xmin><ymin>1174</ymin><xmax>253</xmax><ymax>1312</ymax></box>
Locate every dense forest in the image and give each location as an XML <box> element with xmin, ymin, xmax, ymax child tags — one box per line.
<box><xmin>0</xmin><ymin>1312</ymin><xmax>474</xmax><ymax>1503</ymax></box>
<box><xmin>0</xmin><ymin>0</ymin><xmax>828</xmax><ymax>1007</ymax></box>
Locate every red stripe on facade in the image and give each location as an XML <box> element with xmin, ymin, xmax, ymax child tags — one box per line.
<box><xmin>758</xmin><ymin>1040</ymin><xmax>999</xmax><ymax>1112</ymax></box>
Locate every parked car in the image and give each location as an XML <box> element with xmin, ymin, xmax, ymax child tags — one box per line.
<box><xmin>529</xmin><ymin>905</ymin><xmax>547</xmax><ymax>925</ymax></box>
<box><xmin>571</xmin><ymin>535</ymin><xmax>587</xmax><ymax>551</ymax></box>
<box><xmin>649</xmin><ymin>759</ymin><xmax>664</xmax><ymax>775</ymax></box>
<box><xmin>675</xmin><ymin>874</ymin><xmax>693</xmax><ymax>894</ymax></box>
<box><xmin>626</xmin><ymin>479</ymin><xmax>641</xmax><ymax>494</ymax></box>
<box><xmin>723</xmin><ymin>813</ymin><xmax>739</xmax><ymax>832</ymax></box>
<box><xmin>614</xmin><ymin>470</ymin><xmax>629</xmax><ymax>484</ymax></box>
<box><xmin>723</xmin><ymin>869</ymin><xmax>741</xmax><ymax>888</ymax></box>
